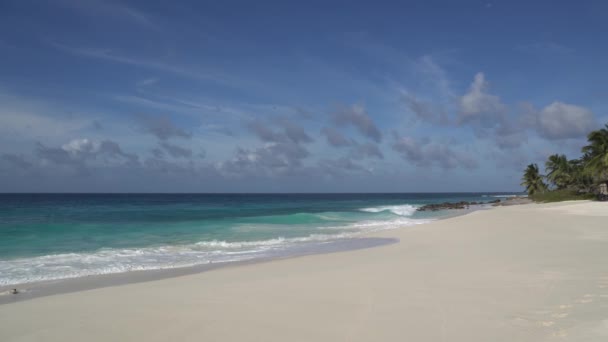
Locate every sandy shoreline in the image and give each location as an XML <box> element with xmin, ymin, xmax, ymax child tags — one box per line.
<box><xmin>1</xmin><ymin>201</ymin><xmax>607</xmax><ymax>341</ymax></box>
<box><xmin>0</xmin><ymin>204</ymin><xmax>484</xmax><ymax>302</ymax></box>
<box><xmin>0</xmin><ymin>237</ymin><xmax>397</xmax><ymax>304</ymax></box>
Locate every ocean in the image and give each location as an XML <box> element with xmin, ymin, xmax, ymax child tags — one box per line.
<box><xmin>0</xmin><ymin>193</ymin><xmax>519</xmax><ymax>286</ymax></box>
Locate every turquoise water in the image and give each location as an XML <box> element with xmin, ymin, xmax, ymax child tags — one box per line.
<box><xmin>0</xmin><ymin>193</ymin><xmax>519</xmax><ymax>285</ymax></box>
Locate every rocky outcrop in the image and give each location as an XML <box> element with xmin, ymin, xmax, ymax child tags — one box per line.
<box><xmin>491</xmin><ymin>197</ymin><xmax>532</xmax><ymax>206</ymax></box>
<box><xmin>416</xmin><ymin>199</ymin><xmax>500</xmax><ymax>212</ymax></box>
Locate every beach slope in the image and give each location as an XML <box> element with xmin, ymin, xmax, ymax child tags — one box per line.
<box><xmin>1</xmin><ymin>201</ymin><xmax>608</xmax><ymax>341</ymax></box>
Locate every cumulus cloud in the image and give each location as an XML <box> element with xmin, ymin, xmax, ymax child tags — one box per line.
<box><xmin>26</xmin><ymin>138</ymin><xmax>207</xmax><ymax>183</ymax></box>
<box><xmin>217</xmin><ymin>141</ymin><xmax>310</xmax><ymax>178</ymax></box>
<box><xmin>331</xmin><ymin>104</ymin><xmax>382</xmax><ymax>142</ymax></box>
<box><xmin>134</xmin><ymin>113</ymin><xmax>191</xmax><ymax>141</ymax></box>
<box><xmin>402</xmin><ymin>93</ymin><xmax>435</xmax><ymax>121</ymax></box>
<box><xmin>535</xmin><ymin>102</ymin><xmax>596</xmax><ymax>140</ymax></box>
<box><xmin>392</xmin><ymin>135</ymin><xmax>478</xmax><ymax>170</ymax></box>
<box><xmin>321</xmin><ymin>127</ymin><xmax>352</xmax><ymax>147</ymax></box>
<box><xmin>320</xmin><ymin>126</ymin><xmax>383</xmax><ymax>159</ymax></box>
<box><xmin>247</xmin><ymin>118</ymin><xmax>312</xmax><ymax>144</ymax></box>
<box><xmin>458</xmin><ymin>72</ymin><xmax>506</xmax><ymax>125</ymax></box>
<box><xmin>400</xmin><ymin>71</ymin><xmax>523</xmax><ymax>150</ymax></box>
<box><xmin>160</xmin><ymin>142</ymin><xmax>193</xmax><ymax>158</ymax></box>
<box><xmin>97</xmin><ymin>140</ymin><xmax>139</xmax><ymax>164</ymax></box>
<box><xmin>277</xmin><ymin>119</ymin><xmax>313</xmax><ymax>144</ymax></box>
<box><xmin>36</xmin><ymin>138</ymin><xmax>139</xmax><ymax>170</ymax></box>
<box><xmin>228</xmin><ymin>115</ymin><xmax>316</xmax><ymax>177</ymax></box>
<box><xmin>62</xmin><ymin>138</ymin><xmax>96</xmax><ymax>154</ymax></box>
<box><xmin>401</xmin><ymin>92</ymin><xmax>448</xmax><ymax>124</ymax></box>
<box><xmin>36</xmin><ymin>142</ymin><xmax>81</xmax><ymax>167</ymax></box>
<box><xmin>453</xmin><ymin>72</ymin><xmax>531</xmax><ymax>149</ymax></box>
<box><xmin>247</xmin><ymin>120</ymin><xmax>283</xmax><ymax>143</ymax></box>
<box><xmin>391</xmin><ymin>136</ymin><xmax>426</xmax><ymax>162</ymax></box>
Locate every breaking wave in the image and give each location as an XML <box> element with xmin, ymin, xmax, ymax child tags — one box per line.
<box><xmin>0</xmin><ymin>216</ymin><xmax>432</xmax><ymax>286</ymax></box>
<box><xmin>359</xmin><ymin>204</ymin><xmax>418</xmax><ymax>216</ymax></box>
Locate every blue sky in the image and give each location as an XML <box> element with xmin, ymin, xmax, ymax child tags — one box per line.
<box><xmin>1</xmin><ymin>0</ymin><xmax>607</xmax><ymax>192</ymax></box>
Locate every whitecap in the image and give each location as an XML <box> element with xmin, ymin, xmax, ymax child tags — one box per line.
<box><xmin>359</xmin><ymin>204</ymin><xmax>418</xmax><ymax>216</ymax></box>
<box><xmin>0</xmin><ymin>216</ymin><xmax>433</xmax><ymax>287</ymax></box>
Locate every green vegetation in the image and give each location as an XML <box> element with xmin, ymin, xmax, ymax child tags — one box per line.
<box><xmin>529</xmin><ymin>190</ymin><xmax>596</xmax><ymax>203</ymax></box>
<box><xmin>545</xmin><ymin>154</ymin><xmax>573</xmax><ymax>189</ymax></box>
<box><xmin>582</xmin><ymin>123</ymin><xmax>608</xmax><ymax>181</ymax></box>
<box><xmin>522</xmin><ymin>123</ymin><xmax>608</xmax><ymax>201</ymax></box>
<box><xmin>521</xmin><ymin>163</ymin><xmax>547</xmax><ymax>195</ymax></box>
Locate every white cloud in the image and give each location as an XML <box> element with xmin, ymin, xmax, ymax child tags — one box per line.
<box><xmin>38</xmin><ymin>138</ymin><xmax>139</xmax><ymax>168</ymax></box>
<box><xmin>392</xmin><ymin>136</ymin><xmax>478</xmax><ymax>170</ymax></box>
<box><xmin>458</xmin><ymin>72</ymin><xmax>506</xmax><ymax>124</ymax></box>
<box><xmin>62</xmin><ymin>138</ymin><xmax>96</xmax><ymax>154</ymax></box>
<box><xmin>401</xmin><ymin>91</ymin><xmax>449</xmax><ymax>124</ymax></box>
<box><xmin>536</xmin><ymin>102</ymin><xmax>596</xmax><ymax>140</ymax></box>
<box><xmin>331</xmin><ymin>104</ymin><xmax>382</xmax><ymax>142</ymax></box>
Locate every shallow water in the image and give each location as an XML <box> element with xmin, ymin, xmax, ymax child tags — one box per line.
<box><xmin>0</xmin><ymin>193</ymin><xmax>520</xmax><ymax>285</ymax></box>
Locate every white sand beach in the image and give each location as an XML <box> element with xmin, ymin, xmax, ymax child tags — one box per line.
<box><xmin>1</xmin><ymin>201</ymin><xmax>608</xmax><ymax>341</ymax></box>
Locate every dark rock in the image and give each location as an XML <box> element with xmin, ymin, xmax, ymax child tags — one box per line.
<box><xmin>417</xmin><ymin>199</ymin><xmax>501</xmax><ymax>212</ymax></box>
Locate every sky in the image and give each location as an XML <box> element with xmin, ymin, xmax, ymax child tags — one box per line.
<box><xmin>1</xmin><ymin>0</ymin><xmax>607</xmax><ymax>193</ymax></box>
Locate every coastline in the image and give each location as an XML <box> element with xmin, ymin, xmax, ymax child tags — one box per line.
<box><xmin>2</xmin><ymin>200</ymin><xmax>607</xmax><ymax>341</ymax></box>
<box><xmin>0</xmin><ymin>237</ymin><xmax>398</xmax><ymax>305</ymax></box>
<box><xmin>1</xmin><ymin>193</ymin><xmax>506</xmax><ymax>290</ymax></box>
<box><xmin>0</xmin><ymin>202</ymin><xmax>489</xmax><ymax>302</ymax></box>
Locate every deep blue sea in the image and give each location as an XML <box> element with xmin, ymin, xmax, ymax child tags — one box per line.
<box><xmin>0</xmin><ymin>193</ymin><xmax>521</xmax><ymax>286</ymax></box>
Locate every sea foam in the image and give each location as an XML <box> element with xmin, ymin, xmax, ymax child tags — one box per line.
<box><xmin>359</xmin><ymin>204</ymin><xmax>418</xmax><ymax>216</ymax></box>
<box><xmin>0</xmin><ymin>216</ymin><xmax>432</xmax><ymax>286</ymax></box>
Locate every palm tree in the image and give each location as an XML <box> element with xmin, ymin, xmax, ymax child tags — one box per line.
<box><xmin>545</xmin><ymin>154</ymin><xmax>572</xmax><ymax>189</ymax></box>
<box><xmin>582</xmin><ymin>123</ymin><xmax>608</xmax><ymax>182</ymax></box>
<box><xmin>521</xmin><ymin>163</ymin><xmax>547</xmax><ymax>195</ymax></box>
<box><xmin>569</xmin><ymin>158</ymin><xmax>594</xmax><ymax>192</ymax></box>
